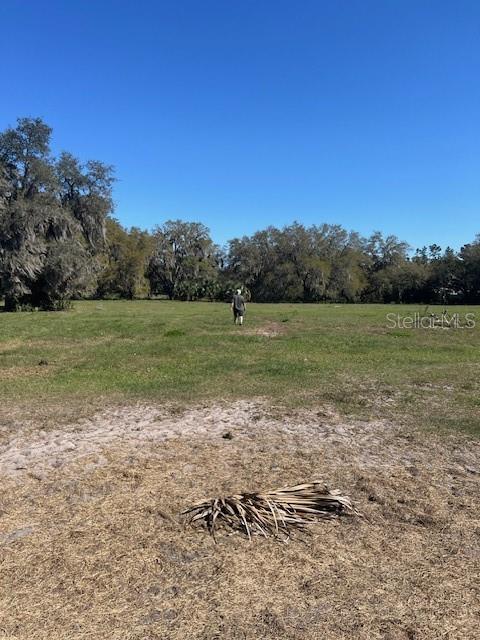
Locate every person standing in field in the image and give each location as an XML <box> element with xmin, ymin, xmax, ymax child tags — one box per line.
<box><xmin>232</xmin><ymin>289</ymin><xmax>246</xmax><ymax>325</ymax></box>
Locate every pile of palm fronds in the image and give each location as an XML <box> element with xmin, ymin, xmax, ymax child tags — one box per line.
<box><xmin>182</xmin><ymin>482</ymin><xmax>358</xmax><ymax>541</ymax></box>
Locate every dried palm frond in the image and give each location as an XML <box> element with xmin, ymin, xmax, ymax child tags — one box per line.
<box><xmin>182</xmin><ymin>481</ymin><xmax>359</xmax><ymax>541</ymax></box>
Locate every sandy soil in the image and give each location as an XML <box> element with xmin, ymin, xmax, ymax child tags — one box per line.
<box><xmin>1</xmin><ymin>402</ymin><xmax>479</xmax><ymax>639</ymax></box>
<box><xmin>0</xmin><ymin>402</ymin><xmax>395</xmax><ymax>477</ymax></box>
<box><xmin>3</xmin><ymin>400</ymin><xmax>477</xmax><ymax>479</ymax></box>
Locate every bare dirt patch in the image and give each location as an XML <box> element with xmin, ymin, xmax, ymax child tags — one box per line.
<box><xmin>0</xmin><ymin>365</ymin><xmax>53</xmax><ymax>381</ymax></box>
<box><xmin>245</xmin><ymin>321</ymin><xmax>289</xmax><ymax>337</ymax></box>
<box><xmin>0</xmin><ymin>339</ymin><xmax>24</xmax><ymax>353</ymax></box>
<box><xmin>0</xmin><ymin>402</ymin><xmax>479</xmax><ymax>639</ymax></box>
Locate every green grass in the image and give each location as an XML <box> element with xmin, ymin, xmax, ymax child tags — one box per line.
<box><xmin>1</xmin><ymin>300</ymin><xmax>479</xmax><ymax>433</ymax></box>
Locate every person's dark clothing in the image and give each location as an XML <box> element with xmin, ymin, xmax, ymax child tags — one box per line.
<box><xmin>232</xmin><ymin>294</ymin><xmax>245</xmax><ymax>316</ymax></box>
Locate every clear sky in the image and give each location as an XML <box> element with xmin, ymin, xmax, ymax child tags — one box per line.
<box><xmin>1</xmin><ymin>0</ymin><xmax>479</xmax><ymax>250</ymax></box>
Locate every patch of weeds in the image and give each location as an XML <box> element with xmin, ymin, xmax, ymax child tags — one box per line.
<box><xmin>164</xmin><ymin>329</ymin><xmax>186</xmax><ymax>337</ymax></box>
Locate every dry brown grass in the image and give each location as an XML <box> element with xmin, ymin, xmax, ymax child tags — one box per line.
<box><xmin>0</xmin><ymin>366</ymin><xmax>53</xmax><ymax>381</ymax></box>
<box><xmin>244</xmin><ymin>320</ymin><xmax>289</xmax><ymax>337</ymax></box>
<box><xmin>1</xmin><ymin>402</ymin><xmax>479</xmax><ymax>639</ymax></box>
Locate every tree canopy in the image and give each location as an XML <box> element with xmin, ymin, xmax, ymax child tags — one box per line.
<box><xmin>0</xmin><ymin>118</ymin><xmax>114</xmax><ymax>310</ymax></box>
<box><xmin>1</xmin><ymin>117</ymin><xmax>478</xmax><ymax>309</ymax></box>
<box><xmin>147</xmin><ymin>220</ymin><xmax>220</xmax><ymax>300</ymax></box>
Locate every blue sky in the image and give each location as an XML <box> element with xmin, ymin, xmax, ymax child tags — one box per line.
<box><xmin>1</xmin><ymin>0</ymin><xmax>479</xmax><ymax>250</ymax></box>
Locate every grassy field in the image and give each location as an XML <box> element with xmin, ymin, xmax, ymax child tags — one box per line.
<box><xmin>1</xmin><ymin>301</ymin><xmax>480</xmax><ymax>639</ymax></box>
<box><xmin>1</xmin><ymin>300</ymin><xmax>479</xmax><ymax>433</ymax></box>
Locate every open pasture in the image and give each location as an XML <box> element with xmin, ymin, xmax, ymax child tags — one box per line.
<box><xmin>1</xmin><ymin>300</ymin><xmax>479</xmax><ymax>433</ymax></box>
<box><xmin>1</xmin><ymin>301</ymin><xmax>479</xmax><ymax>639</ymax></box>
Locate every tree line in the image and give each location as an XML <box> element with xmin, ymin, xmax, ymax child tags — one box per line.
<box><xmin>1</xmin><ymin>118</ymin><xmax>479</xmax><ymax>310</ymax></box>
